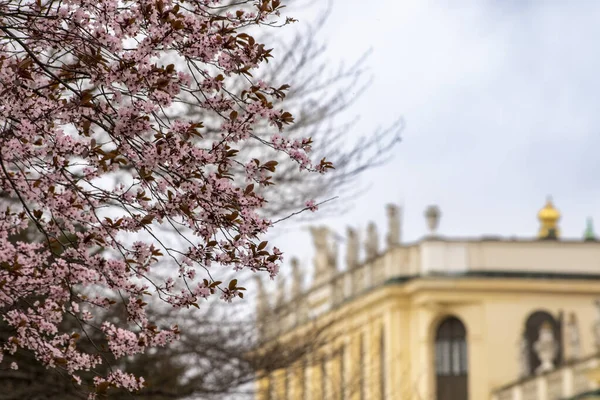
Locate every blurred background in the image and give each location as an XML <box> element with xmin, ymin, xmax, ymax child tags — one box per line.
<box><xmin>270</xmin><ymin>0</ymin><xmax>600</xmax><ymax>269</ymax></box>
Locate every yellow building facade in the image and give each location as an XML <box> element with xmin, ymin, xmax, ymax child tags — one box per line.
<box><xmin>255</xmin><ymin>201</ymin><xmax>600</xmax><ymax>400</ymax></box>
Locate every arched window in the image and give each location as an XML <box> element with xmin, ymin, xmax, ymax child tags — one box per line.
<box><xmin>523</xmin><ymin>311</ymin><xmax>562</xmax><ymax>376</ymax></box>
<box><xmin>435</xmin><ymin>316</ymin><xmax>468</xmax><ymax>400</ymax></box>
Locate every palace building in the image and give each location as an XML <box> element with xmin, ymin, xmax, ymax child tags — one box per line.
<box><xmin>254</xmin><ymin>199</ymin><xmax>600</xmax><ymax>400</ymax></box>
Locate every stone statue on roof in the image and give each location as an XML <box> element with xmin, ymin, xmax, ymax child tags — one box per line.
<box><xmin>254</xmin><ymin>276</ymin><xmax>269</xmax><ymax>323</ymax></box>
<box><xmin>585</xmin><ymin>217</ymin><xmax>597</xmax><ymax>242</ymax></box>
<box><xmin>275</xmin><ymin>276</ymin><xmax>286</xmax><ymax>308</ymax></box>
<box><xmin>290</xmin><ymin>257</ymin><xmax>303</xmax><ymax>298</ymax></box>
<box><xmin>425</xmin><ymin>205</ymin><xmax>441</xmax><ymax>236</ymax></box>
<box><xmin>386</xmin><ymin>204</ymin><xmax>401</xmax><ymax>247</ymax></box>
<box><xmin>346</xmin><ymin>227</ymin><xmax>359</xmax><ymax>269</ymax></box>
<box><xmin>365</xmin><ymin>222</ymin><xmax>379</xmax><ymax>259</ymax></box>
<box><xmin>309</xmin><ymin>226</ymin><xmax>337</xmax><ymax>282</ymax></box>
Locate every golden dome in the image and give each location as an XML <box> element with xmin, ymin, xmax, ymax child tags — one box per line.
<box><xmin>538</xmin><ymin>197</ymin><xmax>560</xmax><ymax>239</ymax></box>
<box><xmin>538</xmin><ymin>198</ymin><xmax>561</xmax><ymax>221</ymax></box>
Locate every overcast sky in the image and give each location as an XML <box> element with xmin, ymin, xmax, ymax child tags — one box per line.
<box><xmin>262</xmin><ymin>0</ymin><xmax>600</xmax><ymax>285</ymax></box>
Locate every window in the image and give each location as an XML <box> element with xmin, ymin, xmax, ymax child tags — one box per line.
<box><xmin>435</xmin><ymin>340</ymin><xmax>451</xmax><ymax>375</ymax></box>
<box><xmin>435</xmin><ymin>318</ymin><xmax>467</xmax><ymax>376</ymax></box>
<box><xmin>435</xmin><ymin>316</ymin><xmax>468</xmax><ymax>400</ymax></box>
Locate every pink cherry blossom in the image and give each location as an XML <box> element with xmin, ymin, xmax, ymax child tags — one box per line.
<box><xmin>0</xmin><ymin>0</ymin><xmax>333</xmax><ymax>394</ymax></box>
<box><xmin>306</xmin><ymin>200</ymin><xmax>319</xmax><ymax>212</ymax></box>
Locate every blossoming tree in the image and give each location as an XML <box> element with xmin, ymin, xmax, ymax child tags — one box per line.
<box><xmin>0</xmin><ymin>0</ymin><xmax>333</xmax><ymax>396</ymax></box>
